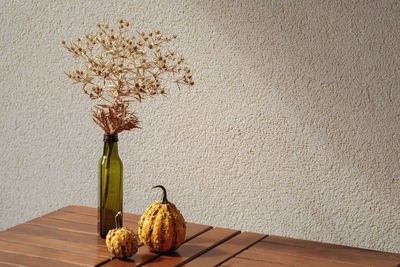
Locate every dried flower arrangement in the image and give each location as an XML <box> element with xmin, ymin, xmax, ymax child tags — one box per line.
<box><xmin>62</xmin><ymin>19</ymin><xmax>194</xmax><ymax>134</ymax></box>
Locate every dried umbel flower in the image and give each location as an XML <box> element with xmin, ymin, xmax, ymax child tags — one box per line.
<box><xmin>62</xmin><ymin>19</ymin><xmax>194</xmax><ymax>134</ymax></box>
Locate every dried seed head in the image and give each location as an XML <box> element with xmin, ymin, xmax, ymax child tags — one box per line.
<box><xmin>63</xmin><ymin>19</ymin><xmax>193</xmax><ymax>134</ymax></box>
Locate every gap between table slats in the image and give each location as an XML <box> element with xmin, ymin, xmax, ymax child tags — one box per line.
<box><xmin>185</xmin><ymin>232</ymin><xmax>267</xmax><ymax>267</ymax></box>
<box><xmin>99</xmin><ymin>225</ymin><xmax>214</xmax><ymax>266</ymax></box>
<box><xmin>110</xmin><ymin>227</ymin><xmax>240</xmax><ymax>267</ymax></box>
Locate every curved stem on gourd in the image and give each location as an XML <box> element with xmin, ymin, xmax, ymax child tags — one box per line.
<box><xmin>152</xmin><ymin>185</ymin><xmax>168</xmax><ymax>204</ymax></box>
<box><xmin>115</xmin><ymin>211</ymin><xmax>122</xmax><ymax>229</ymax></box>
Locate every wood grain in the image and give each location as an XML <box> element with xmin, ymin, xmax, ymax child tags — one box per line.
<box><xmin>0</xmin><ymin>250</ymin><xmax>84</xmax><ymax>267</ymax></box>
<box><xmin>222</xmin><ymin>254</ymin><xmax>365</xmax><ymax>267</ymax></box>
<box><xmin>0</xmin><ymin>262</ymin><xmax>19</xmax><ymax>267</ymax></box>
<box><xmin>59</xmin><ymin>205</ymin><xmax>97</xmax><ymax>216</ymax></box>
<box><xmin>236</xmin><ymin>235</ymin><xmax>400</xmax><ymax>267</ymax></box>
<box><xmin>27</xmin><ymin>216</ymin><xmax>98</xmax><ymax>234</ymax></box>
<box><xmin>59</xmin><ymin>206</ymin><xmax>98</xmax><ymax>216</ymax></box>
<box><xmin>59</xmin><ymin>206</ymin><xmax>141</xmax><ymax>222</ymax></box>
<box><xmin>0</xmin><ymin>231</ymin><xmax>113</xmax><ymax>258</ymax></box>
<box><xmin>220</xmin><ymin>256</ymin><xmax>287</xmax><ymax>267</ymax></box>
<box><xmin>185</xmin><ymin>232</ymin><xmax>267</xmax><ymax>267</ymax></box>
<box><xmin>8</xmin><ymin>224</ymin><xmax>107</xmax><ymax>247</ymax></box>
<box><xmin>265</xmin><ymin>235</ymin><xmax>400</xmax><ymax>262</ymax></box>
<box><xmin>45</xmin><ymin>211</ymin><xmax>99</xmax><ymax>225</ymax></box>
<box><xmin>143</xmin><ymin>227</ymin><xmax>240</xmax><ymax>267</ymax></box>
<box><xmin>220</xmin><ymin>255</ymin><xmax>351</xmax><ymax>267</ymax></box>
<box><xmin>185</xmin><ymin>223</ymin><xmax>213</xmax><ymax>243</ymax></box>
<box><xmin>0</xmin><ymin>240</ymin><xmax>109</xmax><ymax>266</ymax></box>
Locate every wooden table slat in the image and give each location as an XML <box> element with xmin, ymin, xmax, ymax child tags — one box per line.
<box><xmin>59</xmin><ymin>205</ymin><xmax>97</xmax><ymax>215</ymax></box>
<box><xmin>59</xmin><ymin>206</ymin><xmax>141</xmax><ymax>222</ymax></box>
<box><xmin>142</xmin><ymin>227</ymin><xmax>240</xmax><ymax>267</ymax></box>
<box><xmin>220</xmin><ymin>256</ymin><xmax>283</xmax><ymax>267</ymax></box>
<box><xmin>0</xmin><ymin>250</ymin><xmax>84</xmax><ymax>267</ymax></box>
<box><xmin>185</xmin><ymin>231</ymin><xmax>267</xmax><ymax>267</ymax></box>
<box><xmin>0</xmin><ymin>231</ymin><xmax>113</xmax><ymax>258</ymax></box>
<box><xmin>45</xmin><ymin>211</ymin><xmax>99</xmax><ymax>225</ymax></box>
<box><xmin>235</xmin><ymin>235</ymin><xmax>400</xmax><ymax>267</ymax></box>
<box><xmin>265</xmin><ymin>235</ymin><xmax>400</xmax><ymax>262</ymax></box>
<box><xmin>220</xmin><ymin>255</ymin><xmax>359</xmax><ymax>267</ymax></box>
<box><xmin>28</xmin><ymin>216</ymin><xmax>98</xmax><ymax>235</ymax></box>
<box><xmin>0</xmin><ymin>240</ymin><xmax>109</xmax><ymax>266</ymax></box>
<box><xmin>29</xmin><ymin>215</ymin><xmax>139</xmax><ymax>235</ymax></box>
<box><xmin>9</xmin><ymin>224</ymin><xmax>107</xmax><ymax>247</ymax></box>
<box><xmin>223</xmin><ymin>253</ymin><xmax>366</xmax><ymax>267</ymax></box>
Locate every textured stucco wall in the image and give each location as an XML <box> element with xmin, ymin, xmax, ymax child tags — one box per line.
<box><xmin>1</xmin><ymin>0</ymin><xmax>399</xmax><ymax>253</ymax></box>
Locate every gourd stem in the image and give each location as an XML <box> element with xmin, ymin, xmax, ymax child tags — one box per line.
<box><xmin>115</xmin><ymin>211</ymin><xmax>122</xmax><ymax>229</ymax></box>
<box><xmin>152</xmin><ymin>185</ymin><xmax>168</xmax><ymax>204</ymax></box>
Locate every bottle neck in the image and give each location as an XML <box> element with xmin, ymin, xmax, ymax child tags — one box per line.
<box><xmin>103</xmin><ymin>134</ymin><xmax>119</xmax><ymax>156</ymax></box>
<box><xmin>104</xmin><ymin>134</ymin><xmax>118</xmax><ymax>142</ymax></box>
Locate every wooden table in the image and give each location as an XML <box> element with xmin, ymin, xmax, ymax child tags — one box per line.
<box><xmin>0</xmin><ymin>206</ymin><xmax>399</xmax><ymax>266</ymax></box>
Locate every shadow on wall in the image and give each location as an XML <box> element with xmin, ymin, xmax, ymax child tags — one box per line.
<box><xmin>197</xmin><ymin>0</ymin><xmax>400</xmax><ymax>250</ymax></box>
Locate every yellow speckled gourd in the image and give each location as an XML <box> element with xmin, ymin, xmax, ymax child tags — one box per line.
<box><xmin>138</xmin><ymin>185</ymin><xmax>186</xmax><ymax>252</ymax></box>
<box><xmin>105</xmin><ymin>212</ymin><xmax>138</xmax><ymax>258</ymax></box>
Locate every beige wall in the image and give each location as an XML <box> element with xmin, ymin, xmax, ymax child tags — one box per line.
<box><xmin>1</xmin><ymin>0</ymin><xmax>399</xmax><ymax>253</ymax></box>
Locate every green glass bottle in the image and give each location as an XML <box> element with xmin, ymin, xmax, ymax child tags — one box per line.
<box><xmin>98</xmin><ymin>134</ymin><xmax>123</xmax><ymax>238</ymax></box>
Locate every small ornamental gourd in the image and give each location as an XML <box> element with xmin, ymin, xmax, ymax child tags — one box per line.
<box><xmin>138</xmin><ymin>185</ymin><xmax>186</xmax><ymax>252</ymax></box>
<box><xmin>106</xmin><ymin>212</ymin><xmax>139</xmax><ymax>258</ymax></box>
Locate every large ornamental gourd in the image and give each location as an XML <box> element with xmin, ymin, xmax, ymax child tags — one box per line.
<box><xmin>138</xmin><ymin>185</ymin><xmax>186</xmax><ymax>252</ymax></box>
<box><xmin>106</xmin><ymin>212</ymin><xmax>139</xmax><ymax>258</ymax></box>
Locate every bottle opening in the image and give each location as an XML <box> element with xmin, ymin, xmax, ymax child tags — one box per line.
<box><xmin>104</xmin><ymin>134</ymin><xmax>118</xmax><ymax>142</ymax></box>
